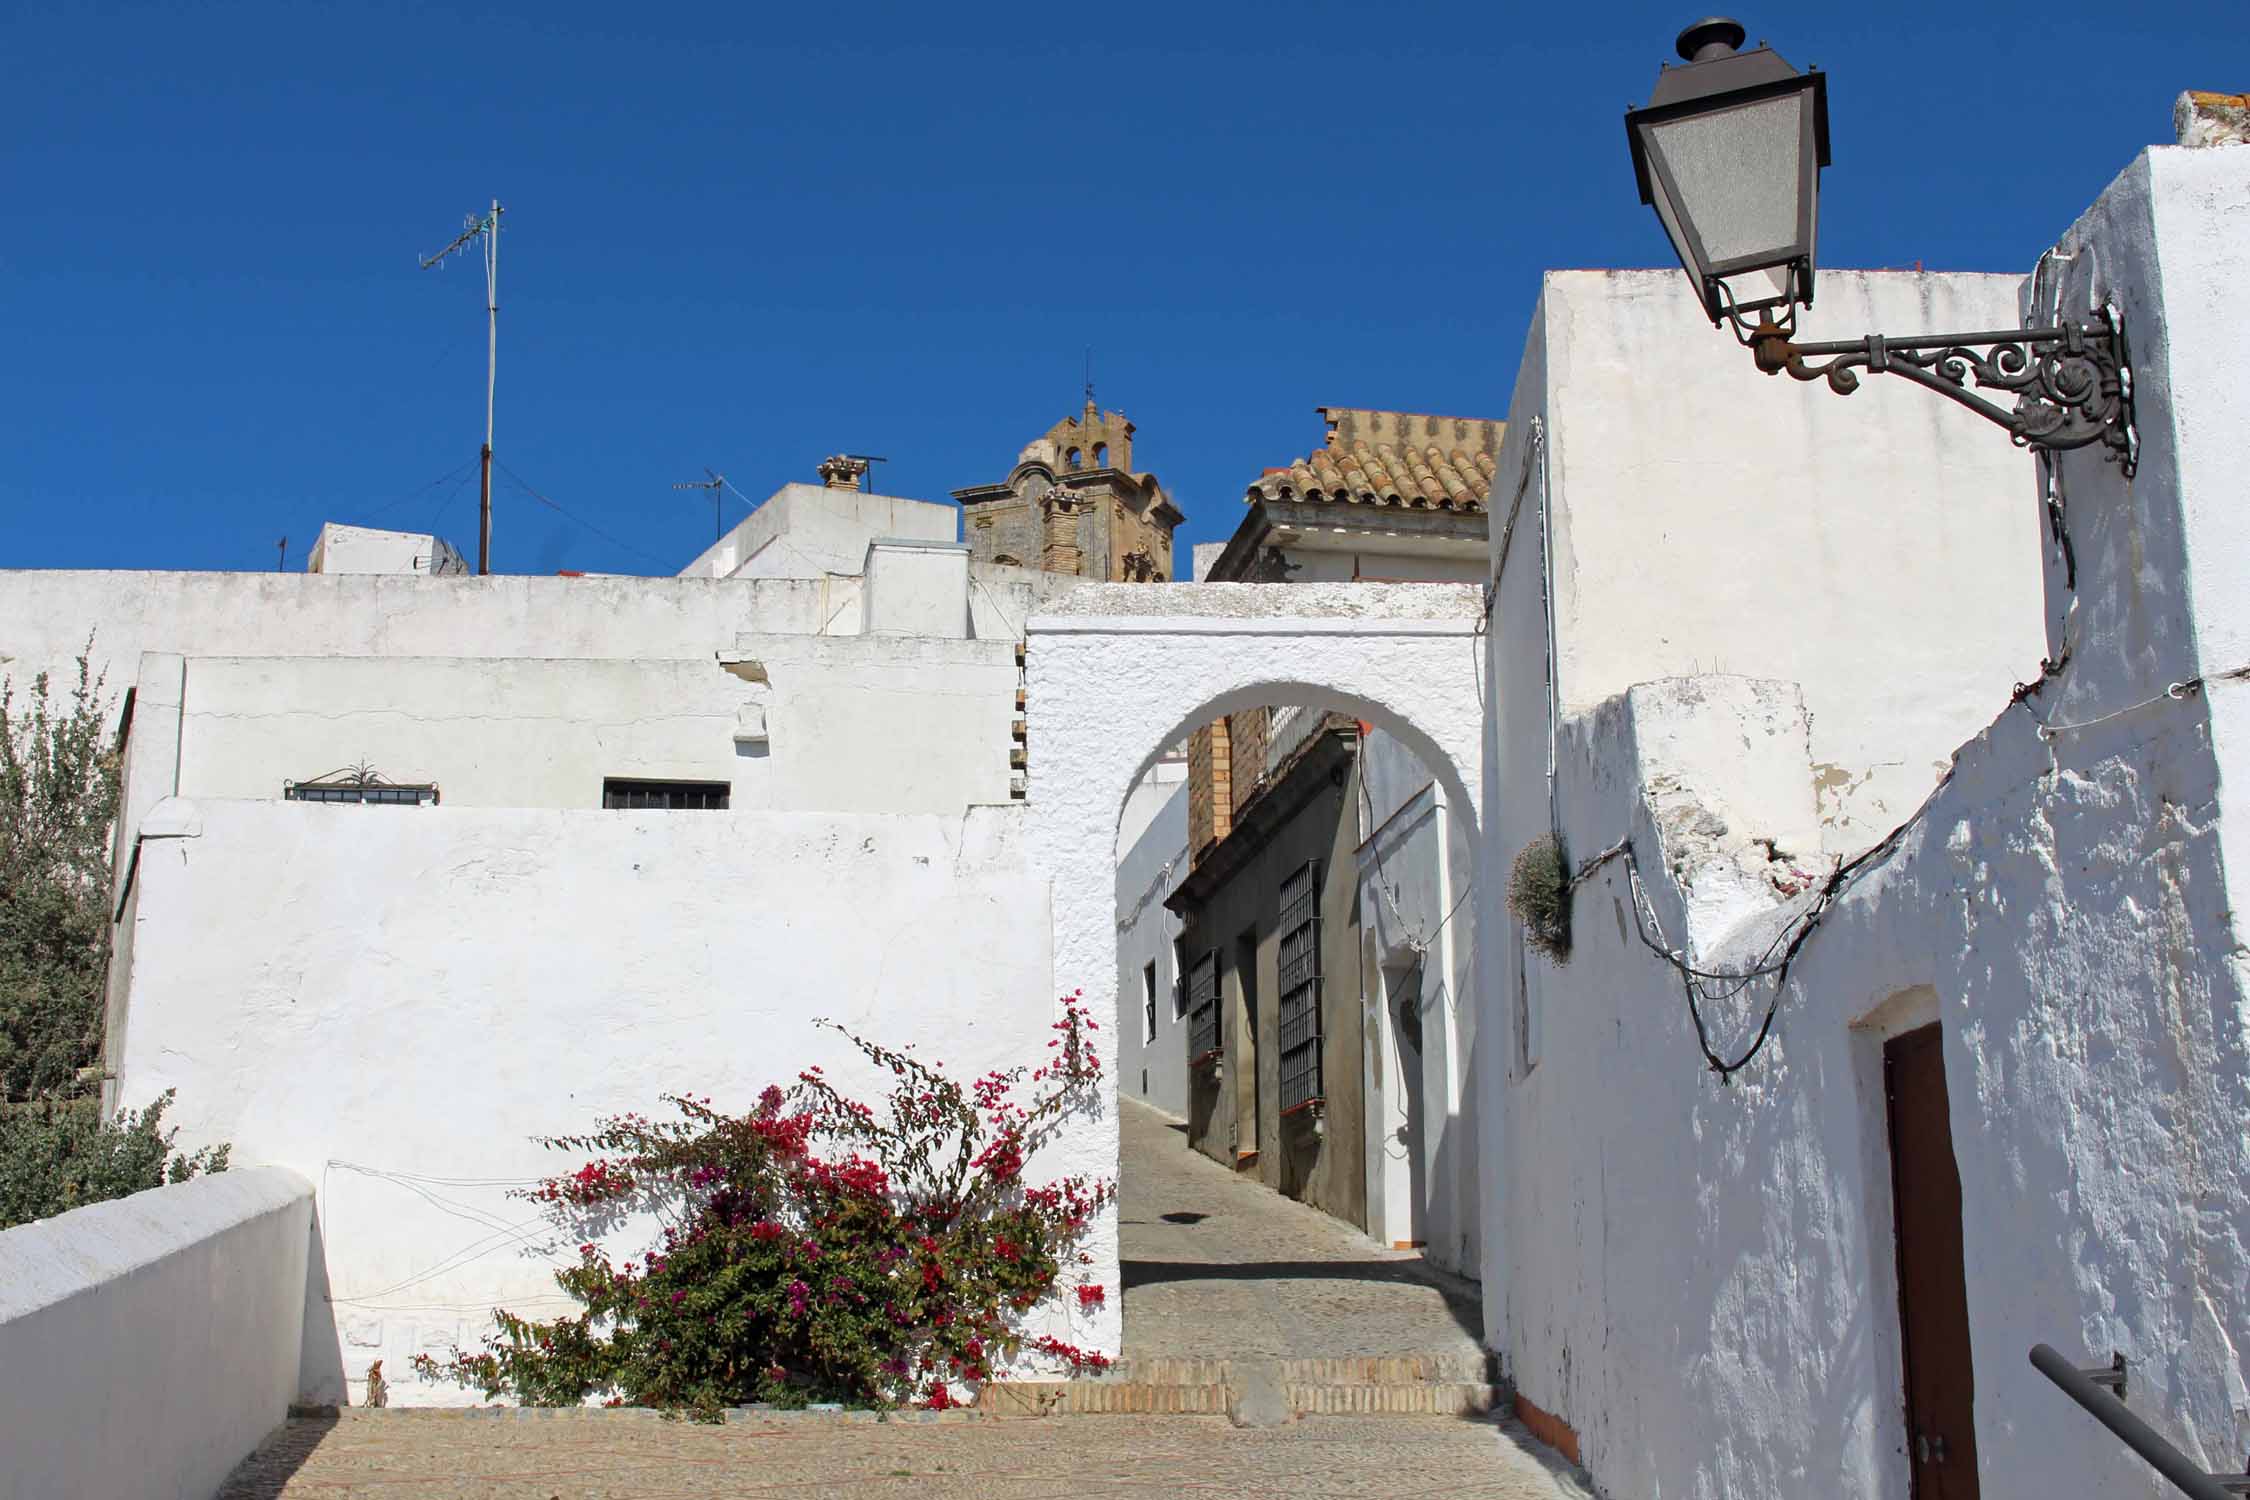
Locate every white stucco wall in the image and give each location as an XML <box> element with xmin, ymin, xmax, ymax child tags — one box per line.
<box><xmin>1355</xmin><ymin>728</ymin><xmax>1477</xmax><ymax>1276</ymax></box>
<box><xmin>677</xmin><ymin>485</ymin><xmax>958</xmax><ymax>580</ymax></box>
<box><xmin>1485</xmin><ymin>147</ymin><xmax>2250</xmax><ymax>1500</ymax></box>
<box><xmin>0</xmin><ymin>566</ymin><xmax>1067</xmax><ymax>716</ymax></box>
<box><xmin>1489</xmin><ymin>268</ymin><xmax>2048</xmax><ymax>858</ymax></box>
<box><xmin>0</xmin><ymin>1166</ymin><xmax>312</xmax><ymax>1500</ymax></box>
<box><xmin>155</xmin><ymin>639</ymin><xmax>1016</xmax><ymax>815</ymax></box>
<box><xmin>1025</xmin><ymin>581</ymin><xmax>1488</xmax><ymax>1359</ymax></box>
<box><xmin>113</xmin><ymin>800</ymin><xmax>1071</xmax><ymax>1407</ymax></box>
<box><xmin>1115</xmin><ymin>774</ymin><xmax>1189</xmax><ymax>1117</ymax></box>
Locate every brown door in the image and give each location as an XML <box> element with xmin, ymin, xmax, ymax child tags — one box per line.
<box><xmin>1885</xmin><ymin>1024</ymin><xmax>1981</xmax><ymax>1500</ymax></box>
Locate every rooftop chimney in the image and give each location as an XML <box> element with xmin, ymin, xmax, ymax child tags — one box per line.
<box><xmin>817</xmin><ymin>454</ymin><xmax>869</xmax><ymax>491</ymax></box>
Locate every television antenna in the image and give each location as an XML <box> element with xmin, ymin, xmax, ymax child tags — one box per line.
<box><xmin>420</xmin><ymin>199</ymin><xmax>503</xmax><ymax>575</ymax></box>
<box><xmin>673</xmin><ymin>468</ymin><xmax>729</xmax><ymax>542</ymax></box>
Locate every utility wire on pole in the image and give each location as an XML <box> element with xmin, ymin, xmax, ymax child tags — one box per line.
<box><xmin>672</xmin><ymin>468</ymin><xmax>728</xmax><ymax>542</ymax></box>
<box><xmin>420</xmin><ymin>199</ymin><xmax>504</xmax><ymax>575</ymax></box>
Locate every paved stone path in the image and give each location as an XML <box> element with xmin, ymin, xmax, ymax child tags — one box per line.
<box><xmin>216</xmin><ymin>1098</ymin><xmax>1582</xmax><ymax>1498</ymax></box>
<box><xmin>1116</xmin><ymin>1097</ymin><xmax>1489</xmax><ymax>1367</ymax></box>
<box><xmin>218</xmin><ymin>1410</ymin><xmax>1587</xmax><ymax>1498</ymax></box>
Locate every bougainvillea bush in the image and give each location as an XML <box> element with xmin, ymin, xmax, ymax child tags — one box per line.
<box><xmin>415</xmin><ymin>996</ymin><xmax>1114</xmax><ymax>1418</ymax></box>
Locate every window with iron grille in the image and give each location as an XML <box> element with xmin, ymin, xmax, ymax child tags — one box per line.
<box><xmin>1186</xmin><ymin>949</ymin><xmax>1220</xmax><ymax>1062</ymax></box>
<box><xmin>1142</xmin><ymin>961</ymin><xmax>1158</xmax><ymax>1045</ymax></box>
<box><xmin>602</xmin><ymin>778</ymin><xmax>731</xmax><ymax>810</ymax></box>
<box><xmin>284</xmin><ymin>766</ymin><xmax>438</xmax><ymax>806</ymax></box>
<box><xmin>1277</xmin><ymin>859</ymin><xmax>1323</xmax><ymax>1112</ymax></box>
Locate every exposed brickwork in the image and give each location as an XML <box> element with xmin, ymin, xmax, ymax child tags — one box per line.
<box><xmin>1225</xmin><ymin>707</ymin><xmax>1270</xmax><ymax>818</ymax></box>
<box><xmin>1187</xmin><ymin>719</ymin><xmax>1231</xmax><ymax>860</ymax></box>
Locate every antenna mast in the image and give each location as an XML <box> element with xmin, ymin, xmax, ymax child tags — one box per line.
<box><xmin>672</xmin><ymin>468</ymin><xmax>727</xmax><ymax>542</ymax></box>
<box><xmin>421</xmin><ymin>199</ymin><xmax>503</xmax><ymax>574</ymax></box>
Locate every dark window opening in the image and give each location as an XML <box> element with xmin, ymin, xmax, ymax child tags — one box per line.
<box><xmin>285</xmin><ymin>765</ymin><xmax>438</xmax><ymax>806</ymax></box>
<box><xmin>286</xmin><ymin>782</ymin><xmax>438</xmax><ymax>806</ymax></box>
<box><xmin>1066</xmin><ymin>447</ymin><xmax>1082</xmax><ymax>471</ymax></box>
<box><xmin>1171</xmin><ymin>937</ymin><xmax>1189</xmax><ymax>1018</ymax></box>
<box><xmin>1142</xmin><ymin>960</ymin><xmax>1158</xmax><ymax>1044</ymax></box>
<box><xmin>1277</xmin><ymin>859</ymin><xmax>1324</xmax><ymax>1113</ymax></box>
<box><xmin>602</xmin><ymin>778</ymin><xmax>731</xmax><ymax>810</ymax></box>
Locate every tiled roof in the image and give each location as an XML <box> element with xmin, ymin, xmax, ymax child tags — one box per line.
<box><xmin>1248</xmin><ymin>439</ymin><xmax>1496</xmax><ymax>513</ymax></box>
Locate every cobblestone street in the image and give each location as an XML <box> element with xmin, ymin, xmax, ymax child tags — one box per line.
<box><xmin>218</xmin><ymin>1410</ymin><xmax>1586</xmax><ymax>1498</ymax></box>
<box><xmin>214</xmin><ymin>1099</ymin><xmax>1581</xmax><ymax>1498</ymax></box>
<box><xmin>1116</xmin><ymin>1097</ymin><xmax>1488</xmax><ymax>1366</ymax></box>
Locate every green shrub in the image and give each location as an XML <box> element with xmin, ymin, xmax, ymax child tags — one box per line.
<box><xmin>1</xmin><ymin>652</ymin><xmax>120</xmax><ymax>1103</ymax></box>
<box><xmin>0</xmin><ymin>1089</ymin><xmax>230</xmax><ymax>1230</ymax></box>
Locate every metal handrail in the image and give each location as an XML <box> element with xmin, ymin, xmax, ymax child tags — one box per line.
<box><xmin>2029</xmin><ymin>1344</ymin><xmax>2240</xmax><ymax>1500</ymax></box>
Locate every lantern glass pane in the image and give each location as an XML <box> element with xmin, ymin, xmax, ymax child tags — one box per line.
<box><xmin>1646</xmin><ymin>91</ymin><xmax>1805</xmax><ymax>267</ymax></box>
<box><xmin>1644</xmin><ymin>149</ymin><xmax>1700</xmax><ymax>282</ymax></box>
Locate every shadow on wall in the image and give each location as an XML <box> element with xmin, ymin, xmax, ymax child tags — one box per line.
<box><xmin>299</xmin><ymin>1212</ymin><xmax>346</xmax><ymax>1408</ymax></box>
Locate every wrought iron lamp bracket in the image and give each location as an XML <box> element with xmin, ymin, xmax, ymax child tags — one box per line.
<box><xmin>1744</xmin><ymin>301</ymin><xmax>2138</xmax><ymax>476</ymax></box>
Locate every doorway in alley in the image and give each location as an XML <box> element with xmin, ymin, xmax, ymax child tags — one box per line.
<box><xmin>1885</xmin><ymin>1023</ymin><xmax>1981</xmax><ymax>1500</ymax></box>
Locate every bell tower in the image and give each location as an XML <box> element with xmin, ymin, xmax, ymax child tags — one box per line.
<box><xmin>952</xmin><ymin>400</ymin><xmax>1183</xmax><ymax>581</ymax></box>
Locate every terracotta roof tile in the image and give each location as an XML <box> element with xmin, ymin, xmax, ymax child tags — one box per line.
<box><xmin>1247</xmin><ymin>437</ymin><xmax>1496</xmax><ymax>513</ymax></box>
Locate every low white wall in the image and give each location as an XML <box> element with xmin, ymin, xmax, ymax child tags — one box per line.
<box><xmin>0</xmin><ymin>1167</ymin><xmax>312</xmax><ymax>1500</ymax></box>
<box><xmin>114</xmin><ymin>799</ymin><xmax>1068</xmax><ymax>1406</ymax></box>
<box><xmin>0</xmin><ymin>566</ymin><xmax>1069</xmax><ymax>715</ymax></box>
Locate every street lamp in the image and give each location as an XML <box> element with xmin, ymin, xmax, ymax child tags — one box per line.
<box><xmin>1625</xmin><ymin>18</ymin><xmax>2137</xmax><ymax>473</ymax></box>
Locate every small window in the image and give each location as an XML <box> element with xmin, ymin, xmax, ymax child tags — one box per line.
<box><xmin>1277</xmin><ymin>859</ymin><xmax>1323</xmax><ymax>1112</ymax></box>
<box><xmin>285</xmin><ymin>782</ymin><xmax>438</xmax><ymax>806</ymax></box>
<box><xmin>1066</xmin><ymin>447</ymin><xmax>1082</xmax><ymax>471</ymax></box>
<box><xmin>1092</xmin><ymin>442</ymin><xmax>1108</xmax><ymax>468</ymax></box>
<box><xmin>602</xmin><ymin>778</ymin><xmax>730</xmax><ymax>810</ymax></box>
<box><xmin>285</xmin><ymin>766</ymin><xmax>438</xmax><ymax>806</ymax></box>
<box><xmin>1143</xmin><ymin>961</ymin><xmax>1158</xmax><ymax>1044</ymax></box>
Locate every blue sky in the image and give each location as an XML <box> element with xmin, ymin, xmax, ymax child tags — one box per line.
<box><xmin>4</xmin><ymin>1</ymin><xmax>2239</xmax><ymax>575</ymax></box>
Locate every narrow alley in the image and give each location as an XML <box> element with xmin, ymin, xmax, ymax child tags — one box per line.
<box><xmin>1116</xmin><ymin>1097</ymin><xmax>1489</xmax><ymax>1367</ymax></box>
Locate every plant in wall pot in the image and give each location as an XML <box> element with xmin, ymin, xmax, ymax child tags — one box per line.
<box><xmin>1508</xmin><ymin>833</ymin><xmax>1574</xmax><ymax>962</ymax></box>
<box><xmin>414</xmin><ymin>995</ymin><xmax>1113</xmax><ymax>1419</ymax></box>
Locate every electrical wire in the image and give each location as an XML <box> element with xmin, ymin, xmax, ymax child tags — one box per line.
<box><xmin>494</xmin><ymin>459</ymin><xmax>676</xmax><ymax>572</ymax></box>
<box><xmin>360</xmin><ymin>456</ymin><xmax>481</xmax><ymax>523</ymax></box>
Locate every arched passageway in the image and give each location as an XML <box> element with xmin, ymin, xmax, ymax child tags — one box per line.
<box><xmin>1022</xmin><ymin>581</ymin><xmax>1489</xmax><ymax>1360</ymax></box>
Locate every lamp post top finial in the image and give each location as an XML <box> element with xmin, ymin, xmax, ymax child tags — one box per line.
<box><xmin>1676</xmin><ymin>17</ymin><xmax>1747</xmax><ymax>62</ymax></box>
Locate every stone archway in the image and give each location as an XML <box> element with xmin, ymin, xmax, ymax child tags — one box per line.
<box><xmin>1021</xmin><ymin>581</ymin><xmax>1489</xmax><ymax>1358</ymax></box>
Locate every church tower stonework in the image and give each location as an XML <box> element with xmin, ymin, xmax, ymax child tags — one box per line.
<box><xmin>952</xmin><ymin>400</ymin><xmax>1183</xmax><ymax>581</ymax></box>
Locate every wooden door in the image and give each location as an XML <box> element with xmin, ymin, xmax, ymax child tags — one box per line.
<box><xmin>1885</xmin><ymin>1024</ymin><xmax>1981</xmax><ymax>1500</ymax></box>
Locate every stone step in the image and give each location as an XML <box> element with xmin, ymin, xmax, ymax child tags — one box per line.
<box><xmin>978</xmin><ymin>1378</ymin><xmax>1506</xmax><ymax>1420</ymax></box>
<box><xmin>980</xmin><ymin>1352</ymin><xmax>1508</xmax><ymax>1423</ymax></box>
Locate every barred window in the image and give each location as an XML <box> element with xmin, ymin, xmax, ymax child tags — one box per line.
<box><xmin>284</xmin><ymin>766</ymin><xmax>438</xmax><ymax>806</ymax></box>
<box><xmin>1277</xmin><ymin>859</ymin><xmax>1323</xmax><ymax>1112</ymax></box>
<box><xmin>602</xmin><ymin>778</ymin><xmax>730</xmax><ymax>810</ymax></box>
<box><xmin>285</xmin><ymin>781</ymin><xmax>437</xmax><ymax>806</ymax></box>
<box><xmin>1186</xmin><ymin>949</ymin><xmax>1220</xmax><ymax>1062</ymax></box>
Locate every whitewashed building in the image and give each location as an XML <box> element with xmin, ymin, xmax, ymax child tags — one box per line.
<box><xmin>4</xmin><ymin>111</ymin><xmax>2246</xmax><ymax>1500</ymax></box>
